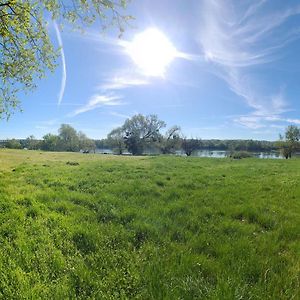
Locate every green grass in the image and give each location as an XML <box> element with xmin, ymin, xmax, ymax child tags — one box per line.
<box><xmin>0</xmin><ymin>149</ymin><xmax>299</xmax><ymax>299</ymax></box>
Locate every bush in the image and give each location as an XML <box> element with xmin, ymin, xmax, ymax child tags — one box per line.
<box><xmin>228</xmin><ymin>151</ymin><xmax>252</xmax><ymax>159</ymax></box>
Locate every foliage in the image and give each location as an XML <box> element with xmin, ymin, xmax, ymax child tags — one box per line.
<box><xmin>122</xmin><ymin>114</ymin><xmax>166</xmax><ymax>155</ymax></box>
<box><xmin>107</xmin><ymin>127</ymin><xmax>126</xmax><ymax>154</ymax></box>
<box><xmin>0</xmin><ymin>0</ymin><xmax>131</xmax><ymax>118</ymax></box>
<box><xmin>199</xmin><ymin>139</ymin><xmax>278</xmax><ymax>152</ymax></box>
<box><xmin>99</xmin><ymin>136</ymin><xmax>279</xmax><ymax>154</ymax></box>
<box><xmin>41</xmin><ymin>124</ymin><xmax>94</xmax><ymax>152</ymax></box>
<box><xmin>5</xmin><ymin>138</ymin><xmax>21</xmax><ymax>149</ymax></box>
<box><xmin>78</xmin><ymin>131</ymin><xmax>96</xmax><ymax>153</ymax></box>
<box><xmin>24</xmin><ymin>135</ymin><xmax>41</xmax><ymax>150</ymax></box>
<box><xmin>277</xmin><ymin>125</ymin><xmax>300</xmax><ymax>159</ymax></box>
<box><xmin>41</xmin><ymin>133</ymin><xmax>60</xmax><ymax>151</ymax></box>
<box><xmin>181</xmin><ymin>138</ymin><xmax>199</xmax><ymax>156</ymax></box>
<box><xmin>228</xmin><ymin>151</ymin><xmax>252</xmax><ymax>159</ymax></box>
<box><xmin>59</xmin><ymin>124</ymin><xmax>80</xmax><ymax>152</ymax></box>
<box><xmin>0</xmin><ymin>150</ymin><xmax>299</xmax><ymax>298</ymax></box>
<box><xmin>285</xmin><ymin>125</ymin><xmax>300</xmax><ymax>144</ymax></box>
<box><xmin>157</xmin><ymin>125</ymin><xmax>181</xmax><ymax>154</ymax></box>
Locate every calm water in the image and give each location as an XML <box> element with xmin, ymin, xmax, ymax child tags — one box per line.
<box><xmin>184</xmin><ymin>150</ymin><xmax>283</xmax><ymax>159</ymax></box>
<box><xmin>97</xmin><ymin>148</ymin><xmax>283</xmax><ymax>159</ymax></box>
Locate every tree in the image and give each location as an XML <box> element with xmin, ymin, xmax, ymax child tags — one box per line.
<box><xmin>41</xmin><ymin>124</ymin><xmax>94</xmax><ymax>152</ymax></box>
<box><xmin>107</xmin><ymin>127</ymin><xmax>126</xmax><ymax>155</ymax></box>
<box><xmin>158</xmin><ymin>125</ymin><xmax>181</xmax><ymax>154</ymax></box>
<box><xmin>181</xmin><ymin>138</ymin><xmax>199</xmax><ymax>156</ymax></box>
<box><xmin>122</xmin><ymin>114</ymin><xmax>166</xmax><ymax>155</ymax></box>
<box><xmin>41</xmin><ymin>133</ymin><xmax>60</xmax><ymax>151</ymax></box>
<box><xmin>25</xmin><ymin>135</ymin><xmax>40</xmax><ymax>150</ymax></box>
<box><xmin>0</xmin><ymin>1</ymin><xmax>131</xmax><ymax>118</ymax></box>
<box><xmin>58</xmin><ymin>124</ymin><xmax>79</xmax><ymax>152</ymax></box>
<box><xmin>5</xmin><ymin>138</ymin><xmax>21</xmax><ymax>149</ymax></box>
<box><xmin>285</xmin><ymin>125</ymin><xmax>300</xmax><ymax>145</ymax></box>
<box><xmin>278</xmin><ymin>125</ymin><xmax>300</xmax><ymax>159</ymax></box>
<box><xmin>78</xmin><ymin>131</ymin><xmax>95</xmax><ymax>153</ymax></box>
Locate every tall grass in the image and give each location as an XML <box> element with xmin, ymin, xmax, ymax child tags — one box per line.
<box><xmin>0</xmin><ymin>149</ymin><xmax>299</xmax><ymax>299</ymax></box>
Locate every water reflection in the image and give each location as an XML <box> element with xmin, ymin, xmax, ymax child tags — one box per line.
<box><xmin>96</xmin><ymin>148</ymin><xmax>284</xmax><ymax>159</ymax></box>
<box><xmin>190</xmin><ymin>150</ymin><xmax>282</xmax><ymax>159</ymax></box>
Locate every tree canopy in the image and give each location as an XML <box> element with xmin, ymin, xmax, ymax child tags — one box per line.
<box><xmin>278</xmin><ymin>125</ymin><xmax>300</xmax><ymax>158</ymax></box>
<box><xmin>40</xmin><ymin>124</ymin><xmax>95</xmax><ymax>152</ymax></box>
<box><xmin>157</xmin><ymin>125</ymin><xmax>181</xmax><ymax>154</ymax></box>
<box><xmin>181</xmin><ymin>138</ymin><xmax>199</xmax><ymax>156</ymax></box>
<box><xmin>123</xmin><ymin>114</ymin><xmax>166</xmax><ymax>155</ymax></box>
<box><xmin>107</xmin><ymin>114</ymin><xmax>167</xmax><ymax>155</ymax></box>
<box><xmin>107</xmin><ymin>126</ymin><xmax>126</xmax><ymax>155</ymax></box>
<box><xmin>0</xmin><ymin>0</ymin><xmax>131</xmax><ymax>118</ymax></box>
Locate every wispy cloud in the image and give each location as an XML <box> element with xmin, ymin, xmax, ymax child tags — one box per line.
<box><xmin>99</xmin><ymin>72</ymin><xmax>149</xmax><ymax>90</ymax></box>
<box><xmin>68</xmin><ymin>68</ymin><xmax>147</xmax><ymax>118</ymax></box>
<box><xmin>239</xmin><ymin>0</ymin><xmax>267</xmax><ymax>24</ymax></box>
<box><xmin>34</xmin><ymin>119</ymin><xmax>60</xmax><ymax>132</ymax></box>
<box><xmin>40</xmin><ymin>102</ymin><xmax>82</xmax><ymax>107</ymax></box>
<box><xmin>197</xmin><ymin>0</ymin><xmax>300</xmax><ymax>128</ymax></box>
<box><xmin>286</xmin><ymin>118</ymin><xmax>300</xmax><ymax>125</ymax></box>
<box><xmin>54</xmin><ymin>22</ymin><xmax>67</xmax><ymax>106</ymax></box>
<box><xmin>39</xmin><ymin>119</ymin><xmax>59</xmax><ymax>126</ymax></box>
<box><xmin>198</xmin><ymin>0</ymin><xmax>300</xmax><ymax>67</ymax></box>
<box><xmin>234</xmin><ymin>112</ymin><xmax>300</xmax><ymax>130</ymax></box>
<box><xmin>109</xmin><ymin>111</ymin><xmax>131</xmax><ymax>119</ymax></box>
<box><xmin>71</xmin><ymin>28</ymin><xmax>126</xmax><ymax>48</ymax></box>
<box><xmin>70</xmin><ymin>94</ymin><xmax>123</xmax><ymax>116</ymax></box>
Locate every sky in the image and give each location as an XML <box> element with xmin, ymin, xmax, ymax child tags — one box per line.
<box><xmin>1</xmin><ymin>0</ymin><xmax>300</xmax><ymax>141</ymax></box>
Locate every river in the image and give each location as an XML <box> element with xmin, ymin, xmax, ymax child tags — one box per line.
<box><xmin>96</xmin><ymin>149</ymin><xmax>285</xmax><ymax>159</ymax></box>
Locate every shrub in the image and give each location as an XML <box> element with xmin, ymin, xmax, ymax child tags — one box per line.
<box><xmin>228</xmin><ymin>151</ymin><xmax>252</xmax><ymax>159</ymax></box>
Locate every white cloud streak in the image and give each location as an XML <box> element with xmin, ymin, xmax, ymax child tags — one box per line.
<box><xmin>197</xmin><ymin>0</ymin><xmax>300</xmax><ymax>129</ymax></box>
<box><xmin>109</xmin><ymin>111</ymin><xmax>131</xmax><ymax>119</ymax></box>
<box><xmin>70</xmin><ymin>94</ymin><xmax>123</xmax><ymax>116</ymax></box>
<box><xmin>68</xmin><ymin>69</ymin><xmax>147</xmax><ymax>118</ymax></box>
<box><xmin>70</xmin><ymin>28</ymin><xmax>126</xmax><ymax>49</ymax></box>
<box><xmin>54</xmin><ymin>22</ymin><xmax>67</xmax><ymax>106</ymax></box>
<box><xmin>99</xmin><ymin>73</ymin><xmax>149</xmax><ymax>90</ymax></box>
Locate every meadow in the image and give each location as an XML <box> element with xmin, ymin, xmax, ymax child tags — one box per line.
<box><xmin>0</xmin><ymin>149</ymin><xmax>299</xmax><ymax>299</ymax></box>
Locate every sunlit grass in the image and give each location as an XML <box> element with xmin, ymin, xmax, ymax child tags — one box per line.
<box><xmin>0</xmin><ymin>149</ymin><xmax>299</xmax><ymax>299</ymax></box>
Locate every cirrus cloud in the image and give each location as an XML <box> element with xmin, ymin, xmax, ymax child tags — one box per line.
<box><xmin>197</xmin><ymin>0</ymin><xmax>300</xmax><ymax>129</ymax></box>
<box><xmin>70</xmin><ymin>94</ymin><xmax>123</xmax><ymax>117</ymax></box>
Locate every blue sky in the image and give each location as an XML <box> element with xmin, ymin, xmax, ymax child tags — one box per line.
<box><xmin>1</xmin><ymin>0</ymin><xmax>300</xmax><ymax>140</ymax></box>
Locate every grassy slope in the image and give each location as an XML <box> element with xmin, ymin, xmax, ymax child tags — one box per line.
<box><xmin>0</xmin><ymin>149</ymin><xmax>299</xmax><ymax>299</ymax></box>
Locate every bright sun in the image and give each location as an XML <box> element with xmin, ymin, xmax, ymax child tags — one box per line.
<box><xmin>126</xmin><ymin>28</ymin><xmax>178</xmax><ymax>77</ymax></box>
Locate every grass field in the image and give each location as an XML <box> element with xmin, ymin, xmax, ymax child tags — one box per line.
<box><xmin>0</xmin><ymin>149</ymin><xmax>299</xmax><ymax>299</ymax></box>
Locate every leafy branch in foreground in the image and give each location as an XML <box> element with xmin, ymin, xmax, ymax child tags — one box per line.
<box><xmin>0</xmin><ymin>0</ymin><xmax>132</xmax><ymax>118</ymax></box>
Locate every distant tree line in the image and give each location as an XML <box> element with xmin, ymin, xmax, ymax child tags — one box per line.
<box><xmin>41</xmin><ymin>124</ymin><xmax>96</xmax><ymax>152</ymax></box>
<box><xmin>196</xmin><ymin>139</ymin><xmax>277</xmax><ymax>152</ymax></box>
<box><xmin>1</xmin><ymin>115</ymin><xmax>298</xmax><ymax>157</ymax></box>
<box><xmin>1</xmin><ymin>124</ymin><xmax>95</xmax><ymax>153</ymax></box>
<box><xmin>0</xmin><ymin>136</ymin><xmax>41</xmax><ymax>150</ymax></box>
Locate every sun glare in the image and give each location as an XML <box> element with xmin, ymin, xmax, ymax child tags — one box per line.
<box><xmin>126</xmin><ymin>28</ymin><xmax>178</xmax><ymax>77</ymax></box>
